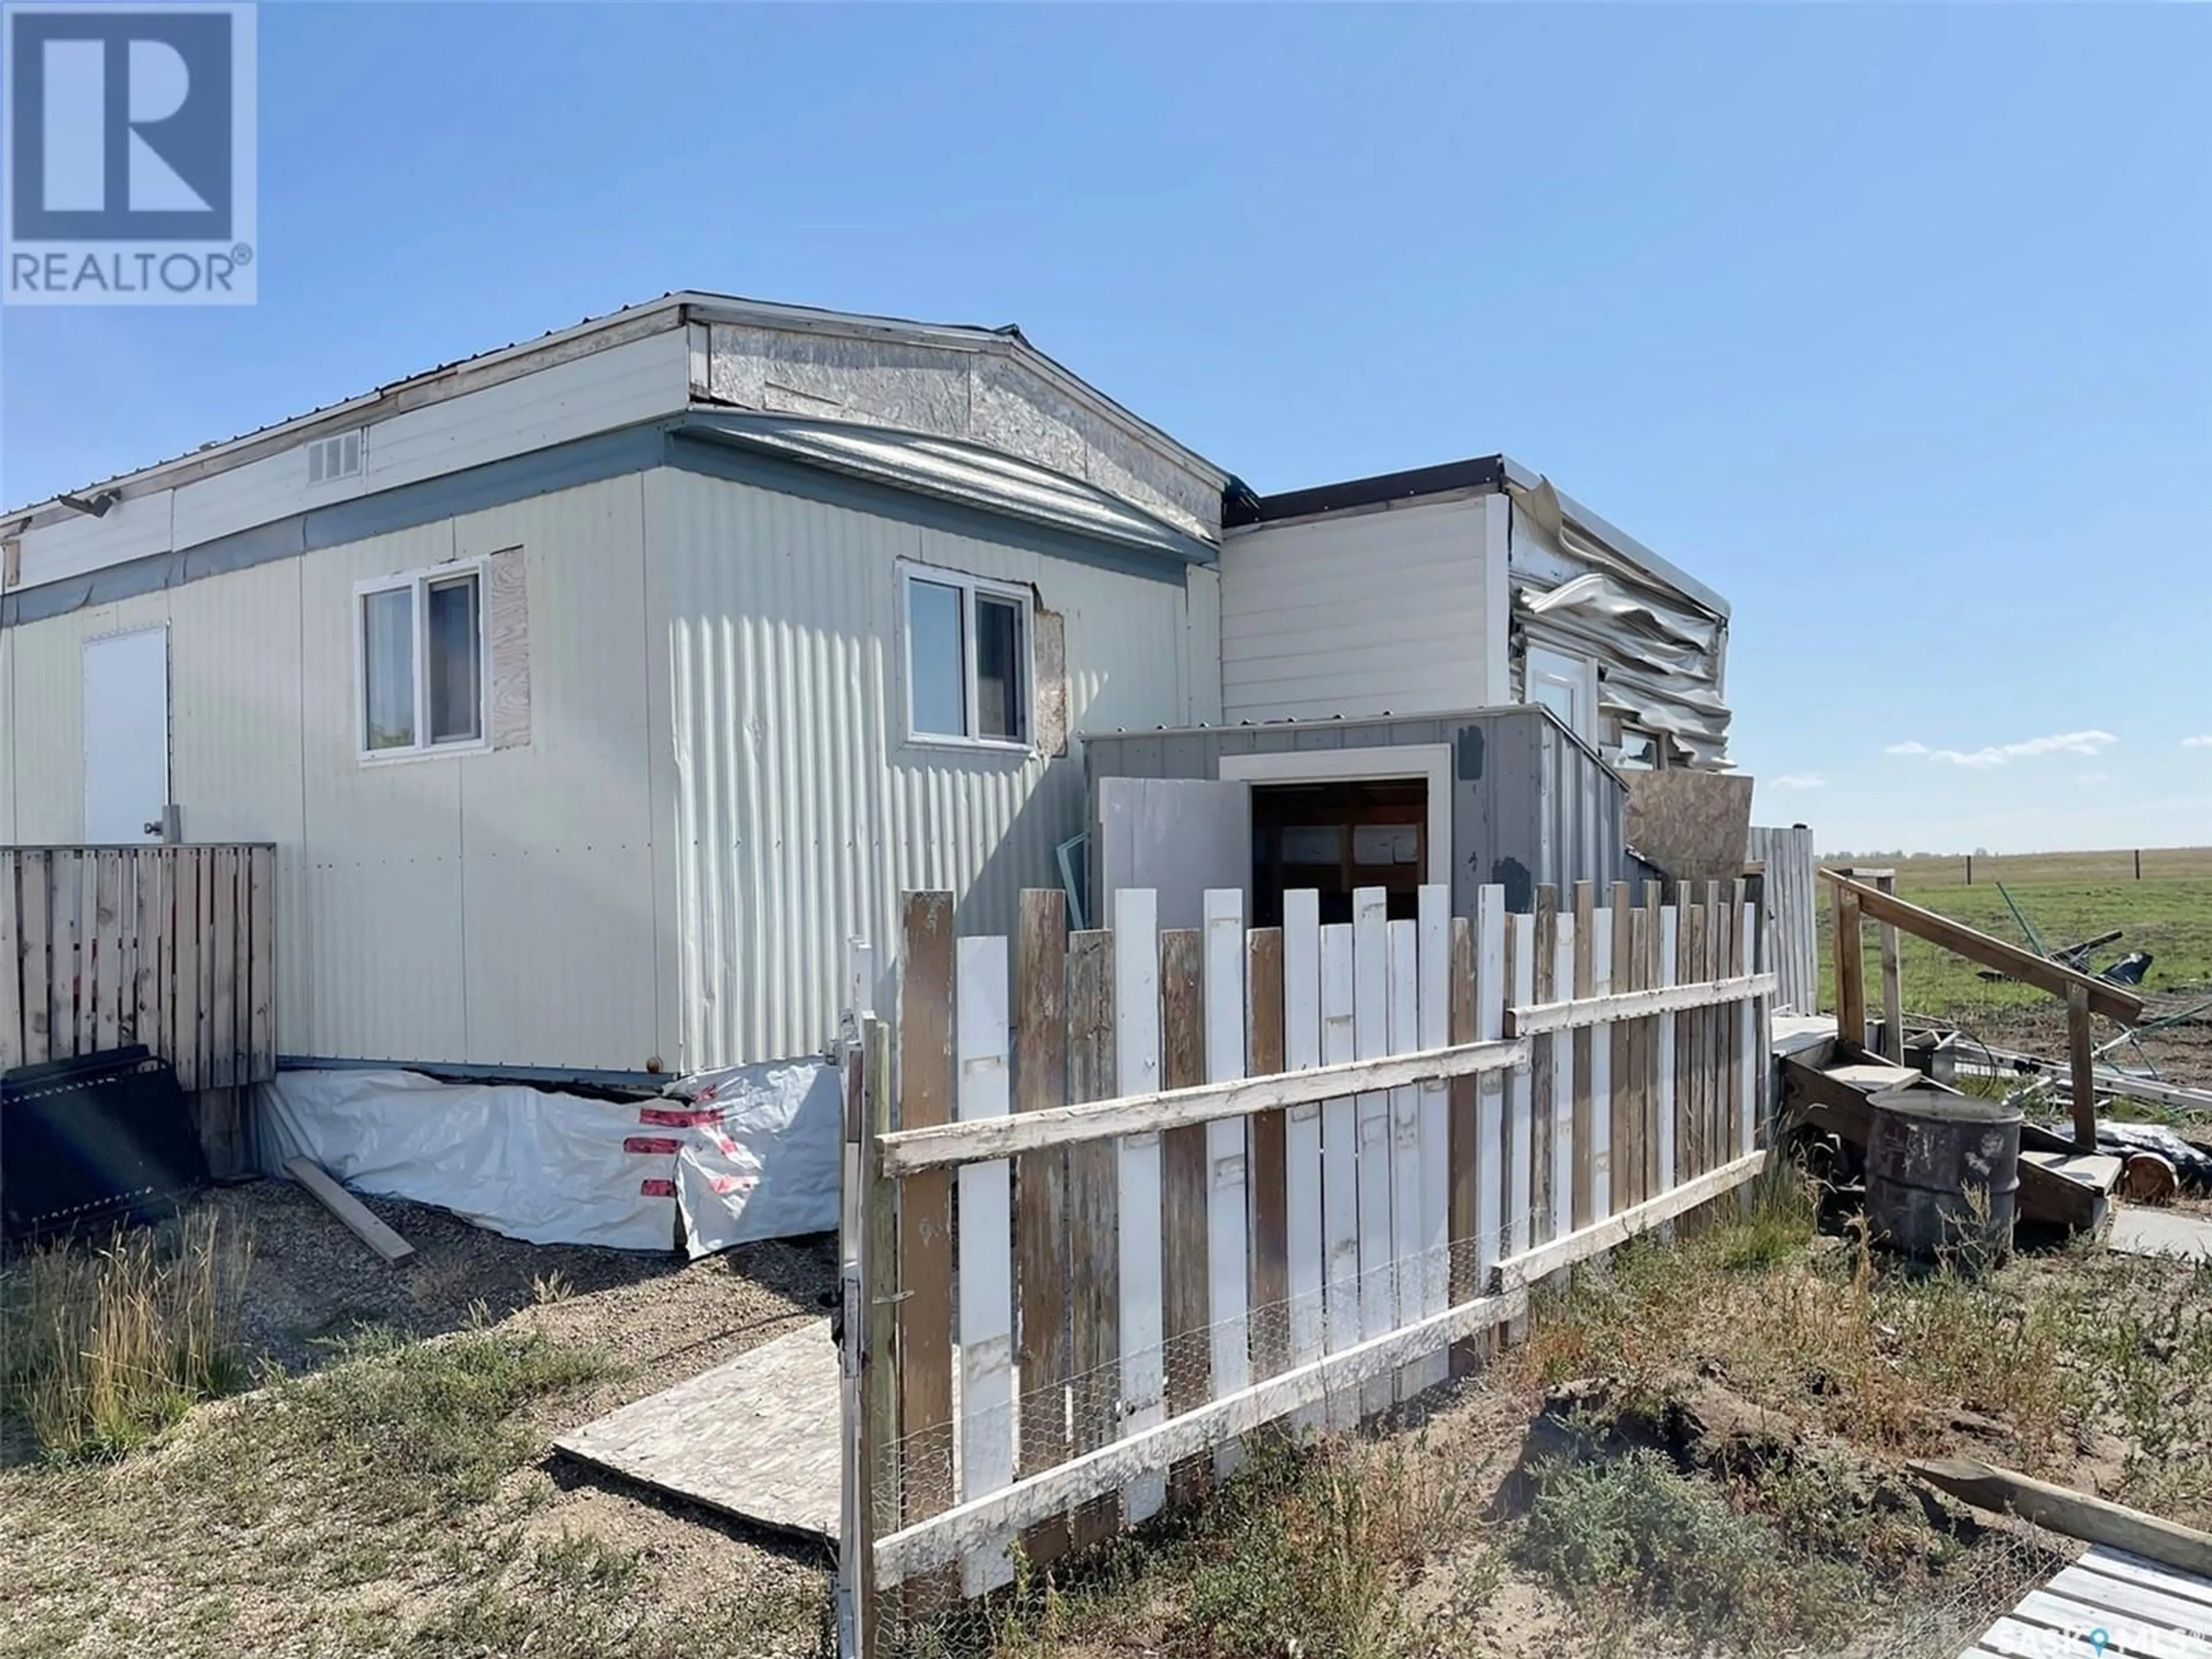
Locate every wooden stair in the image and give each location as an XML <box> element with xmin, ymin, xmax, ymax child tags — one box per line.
<box><xmin>1781</xmin><ymin>1054</ymin><xmax>2119</xmax><ymax>1232</ymax></box>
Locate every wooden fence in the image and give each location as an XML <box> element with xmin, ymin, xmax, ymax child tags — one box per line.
<box><xmin>0</xmin><ymin>844</ymin><xmax>277</xmax><ymax>1090</ymax></box>
<box><xmin>839</xmin><ymin>877</ymin><xmax>1772</xmax><ymax>1650</ymax></box>
<box><xmin>1748</xmin><ymin>824</ymin><xmax>1819</xmax><ymax>1016</ymax></box>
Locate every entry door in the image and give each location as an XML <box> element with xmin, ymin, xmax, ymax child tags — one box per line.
<box><xmin>83</xmin><ymin>627</ymin><xmax>171</xmax><ymax>842</ymax></box>
<box><xmin>1093</xmin><ymin>777</ymin><xmax>1251</xmax><ymax>931</ymax></box>
<box><xmin>1526</xmin><ymin>643</ymin><xmax>1597</xmax><ymax>745</ymax></box>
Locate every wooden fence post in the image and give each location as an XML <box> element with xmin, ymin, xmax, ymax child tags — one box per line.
<box><xmin>1832</xmin><ymin>878</ymin><xmax>1866</xmax><ymax>1055</ymax></box>
<box><xmin>1874</xmin><ymin>871</ymin><xmax>1903</xmax><ymax>1063</ymax></box>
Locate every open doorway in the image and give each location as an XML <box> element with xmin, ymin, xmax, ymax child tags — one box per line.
<box><xmin>1250</xmin><ymin>779</ymin><xmax>1427</xmax><ymax>926</ymax></box>
<box><xmin>1218</xmin><ymin>744</ymin><xmax>1454</xmax><ymax>929</ymax></box>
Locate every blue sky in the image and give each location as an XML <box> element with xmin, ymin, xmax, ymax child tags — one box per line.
<box><xmin>3</xmin><ymin>3</ymin><xmax>2207</xmax><ymax>853</ymax></box>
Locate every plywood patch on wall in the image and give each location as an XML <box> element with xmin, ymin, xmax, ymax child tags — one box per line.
<box><xmin>1033</xmin><ymin>599</ymin><xmax>1069</xmax><ymax>758</ymax></box>
<box><xmin>1623</xmin><ymin>771</ymin><xmax>1753</xmax><ymax>889</ymax></box>
<box><xmin>487</xmin><ymin>546</ymin><xmax>532</xmax><ymax>749</ymax></box>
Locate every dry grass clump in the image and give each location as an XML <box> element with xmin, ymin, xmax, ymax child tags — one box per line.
<box><xmin>1</xmin><ymin>1209</ymin><xmax>251</xmax><ymax>1459</ymax></box>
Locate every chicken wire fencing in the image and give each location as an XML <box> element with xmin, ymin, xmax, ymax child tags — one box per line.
<box><xmin>834</xmin><ymin>878</ymin><xmax>1781</xmax><ymax>1658</ymax></box>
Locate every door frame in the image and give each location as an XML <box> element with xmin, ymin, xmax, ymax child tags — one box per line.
<box><xmin>1216</xmin><ymin>744</ymin><xmax>1453</xmax><ymax>893</ymax></box>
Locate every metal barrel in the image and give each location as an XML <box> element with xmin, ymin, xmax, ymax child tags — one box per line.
<box><xmin>1865</xmin><ymin>1087</ymin><xmax>2021</xmax><ymax>1268</ymax></box>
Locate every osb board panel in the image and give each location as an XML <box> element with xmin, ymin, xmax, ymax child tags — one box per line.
<box><xmin>1624</xmin><ymin>772</ymin><xmax>1755</xmax><ymax>889</ymax></box>
<box><xmin>554</xmin><ymin>1320</ymin><xmax>839</xmax><ymax>1541</ymax></box>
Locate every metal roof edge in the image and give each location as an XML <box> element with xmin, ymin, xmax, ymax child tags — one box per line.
<box><xmin>3</xmin><ymin>297</ymin><xmax>691</xmax><ymax>529</ymax></box>
<box><xmin>1074</xmin><ymin>699</ymin><xmax>1625</xmax><ymax>781</ymax></box>
<box><xmin>1224</xmin><ymin>455</ymin><xmax>1508</xmax><ymax>528</ymax></box>
<box><xmin>670</xmin><ymin>412</ymin><xmax>1217</xmax><ymax>569</ymax></box>
<box><xmin>1499</xmin><ymin>457</ymin><xmax>1730</xmax><ymax>621</ymax></box>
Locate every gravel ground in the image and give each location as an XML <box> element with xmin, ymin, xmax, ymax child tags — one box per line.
<box><xmin>199</xmin><ymin>1177</ymin><xmax>836</xmax><ymax>1388</ymax></box>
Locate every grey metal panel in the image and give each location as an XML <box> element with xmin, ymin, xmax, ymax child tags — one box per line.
<box><xmin>1094</xmin><ymin>778</ymin><xmax>1250</xmax><ymax>931</ymax></box>
<box><xmin>1082</xmin><ymin>704</ymin><xmax>1629</xmax><ymax>916</ymax></box>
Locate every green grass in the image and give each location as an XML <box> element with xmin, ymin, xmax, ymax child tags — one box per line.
<box><xmin>1816</xmin><ymin>876</ymin><xmax>2212</xmax><ymax>1018</ymax></box>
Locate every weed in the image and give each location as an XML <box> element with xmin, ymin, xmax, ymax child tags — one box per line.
<box><xmin>0</xmin><ymin>1208</ymin><xmax>251</xmax><ymax>1460</ymax></box>
<box><xmin>1517</xmin><ymin>1445</ymin><xmax>1862</xmax><ymax>1652</ymax></box>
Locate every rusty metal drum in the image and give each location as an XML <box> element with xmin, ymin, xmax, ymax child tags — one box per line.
<box><xmin>1865</xmin><ymin>1087</ymin><xmax>2021</xmax><ymax>1267</ymax></box>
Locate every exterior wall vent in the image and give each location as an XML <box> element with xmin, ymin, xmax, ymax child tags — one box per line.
<box><xmin>306</xmin><ymin>429</ymin><xmax>364</xmax><ymax>486</ymax></box>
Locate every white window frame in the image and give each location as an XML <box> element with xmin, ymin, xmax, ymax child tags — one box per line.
<box><xmin>353</xmin><ymin>560</ymin><xmax>490</xmax><ymax>763</ymax></box>
<box><xmin>898</xmin><ymin>560</ymin><xmax>1033</xmax><ymax>752</ymax></box>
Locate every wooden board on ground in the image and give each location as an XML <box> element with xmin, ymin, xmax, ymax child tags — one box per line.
<box><xmin>556</xmin><ymin>1321</ymin><xmax>840</xmax><ymax>1543</ymax></box>
<box><xmin>1963</xmin><ymin>1543</ymin><xmax>2212</xmax><ymax>1659</ymax></box>
<box><xmin>282</xmin><ymin>1157</ymin><xmax>415</xmax><ymax>1263</ymax></box>
<box><xmin>2109</xmin><ymin>1205</ymin><xmax>2212</xmax><ymax>1263</ymax></box>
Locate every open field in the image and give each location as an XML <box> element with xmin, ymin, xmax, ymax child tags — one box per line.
<box><xmin>1816</xmin><ymin>873</ymin><xmax>2212</xmax><ymax>1046</ymax></box>
<box><xmin>1823</xmin><ymin>846</ymin><xmax>2212</xmax><ymax>891</ymax></box>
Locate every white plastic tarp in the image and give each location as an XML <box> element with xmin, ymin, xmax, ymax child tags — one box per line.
<box><xmin>257</xmin><ymin>1059</ymin><xmax>841</xmax><ymax>1257</ymax></box>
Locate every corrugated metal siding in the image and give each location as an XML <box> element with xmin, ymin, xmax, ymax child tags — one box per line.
<box><xmin>2</xmin><ymin>474</ymin><xmax>668</xmax><ymax>1070</ymax></box>
<box><xmin>1084</xmin><ymin>705</ymin><xmax>1627</xmax><ymax>914</ymax></box>
<box><xmin>1218</xmin><ymin>495</ymin><xmax>1502</xmax><ymax>724</ymax></box>
<box><xmin>657</xmin><ymin>468</ymin><xmax>1209</xmax><ymax>1069</ymax></box>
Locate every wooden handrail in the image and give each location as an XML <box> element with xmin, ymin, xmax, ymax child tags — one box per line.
<box><xmin>1819</xmin><ymin>870</ymin><xmax>2143</xmax><ymax>1026</ymax></box>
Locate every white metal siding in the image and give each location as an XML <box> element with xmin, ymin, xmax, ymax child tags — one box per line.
<box><xmin>2</xmin><ymin>474</ymin><xmax>668</xmax><ymax>1071</ymax></box>
<box><xmin>1219</xmin><ymin>495</ymin><xmax>1503</xmax><ymax>724</ymax></box>
<box><xmin>657</xmin><ymin>468</ymin><xmax>1210</xmax><ymax>1069</ymax></box>
<box><xmin>17</xmin><ymin>331</ymin><xmax>692</xmax><ymax>586</ymax></box>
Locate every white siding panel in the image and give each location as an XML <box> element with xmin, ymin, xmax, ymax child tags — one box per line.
<box><xmin>17</xmin><ymin>329</ymin><xmax>691</xmax><ymax>582</ymax></box>
<box><xmin>167</xmin><ymin>559</ymin><xmax>311</xmax><ymax>1050</ymax></box>
<box><xmin>4</xmin><ymin>591</ymin><xmax>171</xmax><ymax>843</ymax></box>
<box><xmin>1219</xmin><ymin>498</ymin><xmax>1495</xmax><ymax>724</ymax></box>
<box><xmin>366</xmin><ymin>331</ymin><xmax>690</xmax><ymax>493</ymax></box>
<box><xmin>448</xmin><ymin>478</ymin><xmax>662</xmax><ymax>1070</ymax></box>
<box><xmin>17</xmin><ymin>489</ymin><xmax>175</xmax><ymax>590</ymax></box>
<box><xmin>0</xmin><ymin>625</ymin><xmax>15</xmax><ymax>840</ymax></box>
<box><xmin>172</xmin><ymin>444</ymin><xmax>364</xmax><ymax>551</ymax></box>
<box><xmin>298</xmin><ymin>519</ymin><xmax>469</xmax><ymax>1062</ymax></box>
<box><xmin>658</xmin><ymin>469</ymin><xmax>1205</xmax><ymax>1069</ymax></box>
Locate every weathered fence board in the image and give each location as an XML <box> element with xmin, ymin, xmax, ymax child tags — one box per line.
<box><xmin>0</xmin><ymin>844</ymin><xmax>275</xmax><ymax>1088</ymax></box>
<box><xmin>853</xmin><ymin>882</ymin><xmax>1768</xmax><ymax>1631</ymax></box>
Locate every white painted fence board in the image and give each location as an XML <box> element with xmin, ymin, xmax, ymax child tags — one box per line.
<box><xmin>1387</xmin><ymin>917</ymin><xmax>1423</xmax><ymax>1400</ymax></box>
<box><xmin>1202</xmin><ymin>887</ymin><xmax>1250</xmax><ymax>1476</ymax></box>
<box><xmin>1319</xmin><ymin>920</ymin><xmax>1359</xmax><ymax>1430</ymax></box>
<box><xmin>881</xmin><ymin>1035</ymin><xmax>1526</xmax><ymax>1172</ymax></box>
<box><xmin>953</xmin><ymin>935</ymin><xmax>1015</xmax><ymax>1593</ymax></box>
<box><xmin>1414</xmin><ymin>885</ymin><xmax>1451</xmax><ymax>1392</ymax></box>
<box><xmin>1508</xmin><ymin>911</ymin><xmax>1535</xmax><ymax>1257</ymax></box>
<box><xmin>1740</xmin><ymin>899</ymin><xmax>1760</xmax><ymax>1156</ymax></box>
<box><xmin>1475</xmin><ymin>887</ymin><xmax>1507</xmax><ymax>1289</ymax></box>
<box><xmin>1589</xmin><ymin>906</ymin><xmax>1613</xmax><ymax>1219</ymax></box>
<box><xmin>1353</xmin><ymin>888</ymin><xmax>1393</xmax><ymax>1418</ymax></box>
<box><xmin>1551</xmin><ymin>911</ymin><xmax>1576</xmax><ymax>1243</ymax></box>
<box><xmin>1112</xmin><ymin>888</ymin><xmax>1166</xmax><ymax>1523</ymax></box>
<box><xmin>1657</xmin><ymin>907</ymin><xmax>1679</xmax><ymax>1194</ymax></box>
<box><xmin>1283</xmin><ymin>891</ymin><xmax>1325</xmax><ymax>1402</ymax></box>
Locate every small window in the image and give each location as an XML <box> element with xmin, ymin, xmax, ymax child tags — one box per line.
<box><xmin>1615</xmin><ymin>728</ymin><xmax>1662</xmax><ymax>772</ymax></box>
<box><xmin>902</xmin><ymin>566</ymin><xmax>1031</xmax><ymax>747</ymax></box>
<box><xmin>358</xmin><ymin>567</ymin><xmax>485</xmax><ymax>758</ymax></box>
